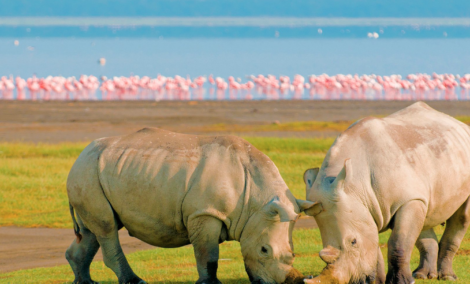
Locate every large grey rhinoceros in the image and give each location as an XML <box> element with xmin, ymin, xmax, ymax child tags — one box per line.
<box><xmin>302</xmin><ymin>102</ymin><xmax>470</xmax><ymax>284</ymax></box>
<box><xmin>66</xmin><ymin>128</ymin><xmax>315</xmax><ymax>284</ymax></box>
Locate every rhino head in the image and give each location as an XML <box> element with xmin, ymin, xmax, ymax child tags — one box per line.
<box><xmin>302</xmin><ymin>160</ymin><xmax>379</xmax><ymax>284</ymax></box>
<box><xmin>240</xmin><ymin>196</ymin><xmax>316</xmax><ymax>284</ymax></box>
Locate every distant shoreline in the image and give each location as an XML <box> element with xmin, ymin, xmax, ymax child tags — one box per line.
<box><xmin>1</xmin><ymin>23</ymin><xmax>469</xmax><ymax>39</ymax></box>
<box><xmin>1</xmin><ymin>17</ymin><xmax>470</xmax><ymax>27</ymax></box>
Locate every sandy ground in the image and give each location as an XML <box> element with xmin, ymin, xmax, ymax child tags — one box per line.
<box><xmin>2</xmin><ymin>100</ymin><xmax>470</xmax><ymax>273</ymax></box>
<box><xmin>0</xmin><ymin>217</ymin><xmax>317</xmax><ymax>273</ymax></box>
<box><xmin>2</xmin><ymin>100</ymin><xmax>470</xmax><ymax>142</ymax></box>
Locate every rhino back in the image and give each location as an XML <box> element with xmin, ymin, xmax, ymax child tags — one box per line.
<box><xmin>95</xmin><ymin>128</ymin><xmax>277</xmax><ymax>245</ymax></box>
<box><xmin>323</xmin><ymin>102</ymin><xmax>470</xmax><ymax>230</ymax></box>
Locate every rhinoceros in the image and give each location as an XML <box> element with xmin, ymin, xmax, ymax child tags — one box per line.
<box><xmin>302</xmin><ymin>102</ymin><xmax>470</xmax><ymax>284</ymax></box>
<box><xmin>65</xmin><ymin>128</ymin><xmax>315</xmax><ymax>284</ymax></box>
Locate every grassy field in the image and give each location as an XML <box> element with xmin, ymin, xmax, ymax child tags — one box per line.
<box><xmin>0</xmin><ymin>137</ymin><xmax>333</xmax><ymax>228</ymax></box>
<box><xmin>194</xmin><ymin>116</ymin><xmax>470</xmax><ymax>134</ymax></box>
<box><xmin>196</xmin><ymin>121</ymin><xmax>353</xmax><ymax>133</ymax></box>
<box><xmin>2</xmin><ymin>137</ymin><xmax>470</xmax><ymax>283</ymax></box>
<box><xmin>2</xmin><ymin>225</ymin><xmax>470</xmax><ymax>283</ymax></box>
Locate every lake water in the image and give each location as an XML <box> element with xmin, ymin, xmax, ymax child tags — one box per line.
<box><xmin>1</xmin><ymin>38</ymin><xmax>469</xmax><ymax>100</ymax></box>
<box><xmin>1</xmin><ymin>38</ymin><xmax>470</xmax><ymax>78</ymax></box>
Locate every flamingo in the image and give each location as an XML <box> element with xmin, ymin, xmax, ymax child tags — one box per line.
<box><xmin>1</xmin><ymin>73</ymin><xmax>468</xmax><ymax>101</ymax></box>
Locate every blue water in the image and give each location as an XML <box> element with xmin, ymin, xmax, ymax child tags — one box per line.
<box><xmin>1</xmin><ymin>38</ymin><xmax>470</xmax><ymax>78</ymax></box>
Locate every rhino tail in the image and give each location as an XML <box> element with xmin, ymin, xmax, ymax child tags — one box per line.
<box><xmin>69</xmin><ymin>203</ymin><xmax>82</xmax><ymax>243</ymax></box>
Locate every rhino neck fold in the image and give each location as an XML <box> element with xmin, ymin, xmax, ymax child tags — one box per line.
<box><xmin>232</xmin><ymin>167</ymin><xmax>252</xmax><ymax>242</ymax></box>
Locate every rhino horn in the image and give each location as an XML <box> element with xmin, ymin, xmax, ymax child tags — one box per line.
<box><xmin>298</xmin><ymin>199</ymin><xmax>323</xmax><ymax>217</ymax></box>
<box><xmin>331</xmin><ymin>159</ymin><xmax>352</xmax><ymax>190</ymax></box>
<box><xmin>296</xmin><ymin>199</ymin><xmax>323</xmax><ymax>217</ymax></box>
<box><xmin>265</xmin><ymin>196</ymin><xmax>300</xmax><ymax>222</ymax></box>
<box><xmin>296</xmin><ymin>199</ymin><xmax>319</xmax><ymax>211</ymax></box>
<box><xmin>303</xmin><ymin>270</ymin><xmax>337</xmax><ymax>284</ymax></box>
<box><xmin>319</xmin><ymin>245</ymin><xmax>341</xmax><ymax>264</ymax></box>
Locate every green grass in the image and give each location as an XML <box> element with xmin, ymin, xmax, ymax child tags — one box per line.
<box><xmin>2</xmin><ymin>139</ymin><xmax>470</xmax><ymax>283</ymax></box>
<box><xmin>456</xmin><ymin>116</ymin><xmax>470</xmax><ymax>124</ymax></box>
<box><xmin>0</xmin><ymin>228</ymin><xmax>322</xmax><ymax>284</ymax></box>
<box><xmin>197</xmin><ymin>117</ymin><xmax>470</xmax><ymax>134</ymax></box>
<box><xmin>0</xmin><ymin>143</ymin><xmax>88</xmax><ymax>227</ymax></box>
<box><xmin>3</xmin><ymin>227</ymin><xmax>470</xmax><ymax>283</ymax></box>
<box><xmin>0</xmin><ymin>138</ymin><xmax>332</xmax><ymax>228</ymax></box>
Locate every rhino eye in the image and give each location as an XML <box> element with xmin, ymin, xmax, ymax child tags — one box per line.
<box><xmin>351</xmin><ymin>239</ymin><xmax>357</xmax><ymax>245</ymax></box>
<box><xmin>292</xmin><ymin>253</ymin><xmax>296</xmax><ymax>257</ymax></box>
<box><xmin>325</xmin><ymin>177</ymin><xmax>335</xmax><ymax>185</ymax></box>
<box><xmin>261</xmin><ymin>246</ymin><xmax>268</xmax><ymax>254</ymax></box>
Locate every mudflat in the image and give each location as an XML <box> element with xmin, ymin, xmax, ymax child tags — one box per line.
<box><xmin>0</xmin><ymin>217</ymin><xmax>317</xmax><ymax>273</ymax></box>
<box><xmin>2</xmin><ymin>100</ymin><xmax>470</xmax><ymax>143</ymax></box>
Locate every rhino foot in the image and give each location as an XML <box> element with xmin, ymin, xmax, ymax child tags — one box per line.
<box><xmin>385</xmin><ymin>273</ymin><xmax>415</xmax><ymax>284</ymax></box>
<box><xmin>196</xmin><ymin>278</ymin><xmax>222</xmax><ymax>284</ymax></box>
<box><xmin>412</xmin><ymin>267</ymin><xmax>437</xmax><ymax>280</ymax></box>
<box><xmin>72</xmin><ymin>280</ymin><xmax>99</xmax><ymax>284</ymax></box>
<box><xmin>438</xmin><ymin>272</ymin><xmax>458</xmax><ymax>281</ymax></box>
<box><xmin>120</xmin><ymin>276</ymin><xmax>147</xmax><ymax>284</ymax></box>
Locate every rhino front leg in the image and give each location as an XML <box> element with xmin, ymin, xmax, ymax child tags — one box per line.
<box><xmin>437</xmin><ymin>196</ymin><xmax>470</xmax><ymax>281</ymax></box>
<box><xmin>386</xmin><ymin>200</ymin><xmax>427</xmax><ymax>284</ymax></box>
<box><xmin>188</xmin><ymin>215</ymin><xmax>224</xmax><ymax>284</ymax></box>
<box><xmin>376</xmin><ymin>246</ymin><xmax>386</xmax><ymax>284</ymax></box>
<box><xmin>412</xmin><ymin>228</ymin><xmax>438</xmax><ymax>280</ymax></box>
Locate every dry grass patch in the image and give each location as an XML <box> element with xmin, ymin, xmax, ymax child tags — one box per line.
<box><xmin>197</xmin><ymin>121</ymin><xmax>353</xmax><ymax>133</ymax></box>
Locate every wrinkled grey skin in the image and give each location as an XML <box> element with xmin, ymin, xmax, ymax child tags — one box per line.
<box><xmin>66</xmin><ymin>128</ymin><xmax>315</xmax><ymax>284</ymax></box>
<box><xmin>303</xmin><ymin>102</ymin><xmax>470</xmax><ymax>284</ymax></box>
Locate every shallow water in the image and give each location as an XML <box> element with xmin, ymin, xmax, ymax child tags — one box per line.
<box><xmin>1</xmin><ymin>38</ymin><xmax>470</xmax><ymax>100</ymax></box>
<box><xmin>1</xmin><ymin>38</ymin><xmax>470</xmax><ymax>78</ymax></box>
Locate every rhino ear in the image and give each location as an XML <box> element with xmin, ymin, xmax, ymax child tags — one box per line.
<box><xmin>331</xmin><ymin>159</ymin><xmax>352</xmax><ymax>190</ymax></box>
<box><xmin>265</xmin><ymin>196</ymin><xmax>300</xmax><ymax>222</ymax></box>
<box><xmin>303</xmin><ymin>168</ymin><xmax>319</xmax><ymax>188</ymax></box>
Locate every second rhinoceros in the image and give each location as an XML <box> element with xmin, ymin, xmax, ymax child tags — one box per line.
<box><xmin>66</xmin><ymin>128</ymin><xmax>315</xmax><ymax>284</ymax></box>
<box><xmin>303</xmin><ymin>102</ymin><xmax>470</xmax><ymax>284</ymax></box>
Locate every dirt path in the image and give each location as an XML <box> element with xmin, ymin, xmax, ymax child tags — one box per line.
<box><xmin>2</xmin><ymin>100</ymin><xmax>470</xmax><ymax>142</ymax></box>
<box><xmin>0</xmin><ymin>217</ymin><xmax>316</xmax><ymax>273</ymax></box>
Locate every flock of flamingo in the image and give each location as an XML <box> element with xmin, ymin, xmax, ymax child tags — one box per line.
<box><xmin>1</xmin><ymin>73</ymin><xmax>470</xmax><ymax>101</ymax></box>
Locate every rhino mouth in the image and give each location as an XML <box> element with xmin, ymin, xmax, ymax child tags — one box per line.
<box><xmin>245</xmin><ymin>266</ymin><xmax>255</xmax><ymax>282</ymax></box>
<box><xmin>245</xmin><ymin>266</ymin><xmax>275</xmax><ymax>284</ymax></box>
<box><xmin>251</xmin><ymin>280</ymin><xmax>272</xmax><ymax>284</ymax></box>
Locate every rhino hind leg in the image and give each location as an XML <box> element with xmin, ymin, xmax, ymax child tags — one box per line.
<box><xmin>97</xmin><ymin>232</ymin><xmax>146</xmax><ymax>284</ymax></box>
<box><xmin>386</xmin><ymin>200</ymin><xmax>427</xmax><ymax>284</ymax></box>
<box><xmin>67</xmin><ymin>147</ymin><xmax>146</xmax><ymax>284</ymax></box>
<box><xmin>86</xmin><ymin>202</ymin><xmax>145</xmax><ymax>284</ymax></box>
<box><xmin>437</xmin><ymin>196</ymin><xmax>470</xmax><ymax>281</ymax></box>
<box><xmin>412</xmin><ymin>228</ymin><xmax>438</xmax><ymax>280</ymax></box>
<box><xmin>71</xmin><ymin>205</ymin><xmax>145</xmax><ymax>284</ymax></box>
<box><xmin>188</xmin><ymin>215</ymin><xmax>224</xmax><ymax>284</ymax></box>
<box><xmin>65</xmin><ymin>215</ymin><xmax>100</xmax><ymax>284</ymax></box>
